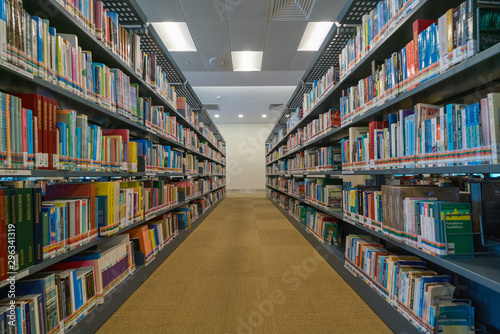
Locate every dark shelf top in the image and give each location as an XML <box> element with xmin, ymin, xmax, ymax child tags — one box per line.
<box><xmin>266</xmin><ymin>185</ymin><xmax>500</xmax><ymax>294</ymax></box>
<box><xmin>266</xmin><ymin>0</ymin><xmax>476</xmax><ymax>151</ymax></box>
<box><xmin>20</xmin><ymin>0</ymin><xmax>225</xmax><ymax>151</ymax></box>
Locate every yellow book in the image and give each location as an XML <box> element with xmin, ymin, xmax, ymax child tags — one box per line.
<box><xmin>128</xmin><ymin>141</ymin><xmax>137</xmax><ymax>172</ymax></box>
<box><xmin>148</xmin><ymin>228</ymin><xmax>157</xmax><ymax>253</ymax></box>
<box><xmin>56</xmin><ymin>36</ymin><xmax>65</xmax><ymax>89</ymax></box>
<box><xmin>447</xmin><ymin>9</ymin><xmax>454</xmax><ymax>54</ymax></box>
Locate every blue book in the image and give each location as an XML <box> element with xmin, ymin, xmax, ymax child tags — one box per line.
<box><xmin>27</xmin><ymin>109</ymin><xmax>33</xmax><ymax>169</ymax></box>
<box><xmin>73</xmin><ymin>270</ymin><xmax>84</xmax><ymax>311</ymax></box>
<box><xmin>435</xmin><ymin>301</ymin><xmax>475</xmax><ymax>331</ymax></box>
<box><xmin>56</xmin><ymin>123</ymin><xmax>67</xmax><ymax>158</ymax></box>
<box><xmin>32</xmin><ymin>17</ymin><xmax>44</xmax><ymax>78</ymax></box>
<box><xmin>76</xmin><ymin>127</ymin><xmax>81</xmax><ymax>169</ymax></box>
<box><xmin>388</xmin><ymin>114</ymin><xmax>398</xmax><ymax>157</ymax></box>
<box><xmin>401</xmin><ymin>46</ymin><xmax>407</xmax><ymax>81</ymax></box>
<box><xmin>446</xmin><ymin>104</ymin><xmax>456</xmax><ymax>151</ymax></box>
<box><xmin>417</xmin><ymin>275</ymin><xmax>452</xmax><ymax>318</ymax></box>
<box><xmin>96</xmin><ymin>195</ymin><xmax>108</xmax><ymax>230</ymax></box>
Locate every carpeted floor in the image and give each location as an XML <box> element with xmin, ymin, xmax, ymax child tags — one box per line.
<box><xmin>97</xmin><ymin>194</ymin><xmax>393</xmax><ymax>334</ymax></box>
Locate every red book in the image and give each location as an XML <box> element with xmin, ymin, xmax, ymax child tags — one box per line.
<box><xmin>50</xmin><ymin>98</ymin><xmax>58</xmax><ymax>170</ymax></box>
<box><xmin>75</xmin><ymin>199</ymin><xmax>81</xmax><ymax>242</ymax></box>
<box><xmin>413</xmin><ymin>20</ymin><xmax>437</xmax><ymax>74</ymax></box>
<box><xmin>45</xmin><ymin>184</ymin><xmax>97</xmax><ymax>237</ymax></box>
<box><xmin>14</xmin><ymin>94</ymin><xmax>44</xmax><ymax>168</ymax></box>
<box><xmin>369</xmin><ymin>121</ymin><xmax>384</xmax><ymax>160</ymax></box>
<box><xmin>0</xmin><ymin>190</ymin><xmax>7</xmax><ymax>281</ymax></box>
<box><xmin>21</xmin><ymin>108</ymin><xmax>27</xmax><ymax>168</ymax></box>
<box><xmin>41</xmin><ymin>96</ymin><xmax>50</xmax><ymax>169</ymax></box>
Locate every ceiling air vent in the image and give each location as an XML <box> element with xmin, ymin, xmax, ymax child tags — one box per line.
<box><xmin>204</xmin><ymin>104</ymin><xmax>221</xmax><ymax>111</ymax></box>
<box><xmin>269</xmin><ymin>0</ymin><xmax>317</xmax><ymax>21</ymax></box>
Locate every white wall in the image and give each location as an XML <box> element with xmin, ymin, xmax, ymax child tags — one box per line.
<box><xmin>217</xmin><ymin>122</ymin><xmax>274</xmax><ymax>190</ymax></box>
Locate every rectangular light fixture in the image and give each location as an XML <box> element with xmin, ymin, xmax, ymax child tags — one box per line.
<box><xmin>152</xmin><ymin>22</ymin><xmax>197</xmax><ymax>52</ymax></box>
<box><xmin>231</xmin><ymin>51</ymin><xmax>263</xmax><ymax>71</ymax></box>
<box><xmin>298</xmin><ymin>22</ymin><xmax>334</xmax><ymax>51</ymax></box>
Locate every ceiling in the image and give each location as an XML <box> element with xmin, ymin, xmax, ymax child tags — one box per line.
<box><xmin>136</xmin><ymin>0</ymin><xmax>345</xmax><ymax>124</ymax></box>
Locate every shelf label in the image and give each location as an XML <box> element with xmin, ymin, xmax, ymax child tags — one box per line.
<box><xmin>0</xmin><ymin>59</ymin><xmax>34</xmax><ymax>79</ymax></box>
<box><xmin>0</xmin><ymin>169</ymin><xmax>32</xmax><ymax>176</ymax></box>
<box><xmin>342</xmin><ymin>171</ymin><xmax>354</xmax><ymax>175</ymax></box>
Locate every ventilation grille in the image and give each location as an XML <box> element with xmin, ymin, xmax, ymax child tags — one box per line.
<box><xmin>204</xmin><ymin>104</ymin><xmax>221</xmax><ymax>111</ymax></box>
<box><xmin>338</xmin><ymin>1</ymin><xmax>378</xmax><ymax>25</ymax></box>
<box><xmin>269</xmin><ymin>0</ymin><xmax>317</xmax><ymax>21</ymax></box>
<box><xmin>101</xmin><ymin>0</ymin><xmax>146</xmax><ymax>26</ymax></box>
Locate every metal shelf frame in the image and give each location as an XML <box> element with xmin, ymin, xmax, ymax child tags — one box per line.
<box><xmin>66</xmin><ymin>195</ymin><xmax>226</xmax><ymax>334</ymax></box>
<box><xmin>266</xmin><ymin>185</ymin><xmax>500</xmax><ymax>294</ymax></box>
<box><xmin>0</xmin><ymin>186</ymin><xmax>226</xmax><ymax>289</ymax></box>
<box><xmin>267</xmin><ymin>196</ymin><xmax>420</xmax><ymax>334</ymax></box>
<box><xmin>18</xmin><ymin>0</ymin><xmax>225</xmax><ymax>156</ymax></box>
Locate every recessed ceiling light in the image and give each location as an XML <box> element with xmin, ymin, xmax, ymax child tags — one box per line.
<box><xmin>152</xmin><ymin>22</ymin><xmax>197</xmax><ymax>52</ymax></box>
<box><xmin>214</xmin><ymin>114</ymin><xmax>220</xmax><ymax>118</ymax></box>
<box><xmin>238</xmin><ymin>115</ymin><xmax>244</xmax><ymax>118</ymax></box>
<box><xmin>298</xmin><ymin>22</ymin><xmax>334</xmax><ymax>51</ymax></box>
<box><xmin>262</xmin><ymin>114</ymin><xmax>267</xmax><ymax>118</ymax></box>
<box><xmin>231</xmin><ymin>51</ymin><xmax>263</xmax><ymax>71</ymax></box>
<box><xmin>285</xmin><ymin>114</ymin><xmax>290</xmax><ymax>118</ymax></box>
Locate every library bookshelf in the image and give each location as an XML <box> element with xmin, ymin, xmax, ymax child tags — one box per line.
<box><xmin>0</xmin><ymin>0</ymin><xmax>226</xmax><ymax>333</ymax></box>
<box><xmin>265</xmin><ymin>0</ymin><xmax>500</xmax><ymax>333</ymax></box>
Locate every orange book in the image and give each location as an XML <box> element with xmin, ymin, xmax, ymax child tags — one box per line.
<box><xmin>126</xmin><ymin>226</ymin><xmax>152</xmax><ymax>258</ymax></box>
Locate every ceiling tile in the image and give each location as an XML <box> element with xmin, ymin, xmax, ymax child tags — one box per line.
<box><xmin>178</xmin><ymin>0</ymin><xmax>227</xmax><ymax>21</ymax></box>
<box><xmin>264</xmin><ymin>22</ymin><xmax>307</xmax><ymax>51</ymax></box>
<box><xmin>136</xmin><ymin>0</ymin><xmax>184</xmax><ymax>22</ymax></box>
<box><xmin>188</xmin><ymin>22</ymin><xmax>230</xmax><ymax>52</ymax></box>
<box><xmin>262</xmin><ymin>50</ymin><xmax>295</xmax><ymax>71</ymax></box>
<box><xmin>170</xmin><ymin>52</ymin><xmax>206</xmax><ymax>72</ymax></box>
<box><xmin>199</xmin><ymin>51</ymin><xmax>234</xmax><ymax>71</ymax></box>
<box><xmin>309</xmin><ymin>0</ymin><xmax>344</xmax><ymax>21</ymax></box>
<box><xmin>228</xmin><ymin>22</ymin><xmax>267</xmax><ymax>51</ymax></box>
<box><xmin>225</xmin><ymin>0</ymin><xmax>270</xmax><ymax>21</ymax></box>
<box><xmin>290</xmin><ymin>51</ymin><xmax>316</xmax><ymax>71</ymax></box>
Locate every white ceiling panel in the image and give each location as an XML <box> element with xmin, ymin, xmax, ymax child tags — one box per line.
<box><xmin>178</xmin><ymin>0</ymin><xmax>227</xmax><ymax>21</ymax></box>
<box><xmin>228</xmin><ymin>22</ymin><xmax>267</xmax><ymax>51</ymax></box>
<box><xmin>290</xmin><ymin>51</ymin><xmax>316</xmax><ymax>71</ymax></box>
<box><xmin>194</xmin><ymin>86</ymin><xmax>295</xmax><ymax>123</ymax></box>
<box><xmin>265</xmin><ymin>22</ymin><xmax>307</xmax><ymax>51</ymax></box>
<box><xmin>136</xmin><ymin>0</ymin><xmax>184</xmax><ymax>22</ymax></box>
<box><xmin>188</xmin><ymin>22</ymin><xmax>230</xmax><ymax>52</ymax></box>
<box><xmin>309</xmin><ymin>0</ymin><xmax>344</xmax><ymax>21</ymax></box>
<box><xmin>199</xmin><ymin>51</ymin><xmax>234</xmax><ymax>71</ymax></box>
<box><xmin>225</xmin><ymin>0</ymin><xmax>271</xmax><ymax>22</ymax></box>
<box><xmin>262</xmin><ymin>50</ymin><xmax>295</xmax><ymax>71</ymax></box>
<box><xmin>170</xmin><ymin>52</ymin><xmax>205</xmax><ymax>71</ymax></box>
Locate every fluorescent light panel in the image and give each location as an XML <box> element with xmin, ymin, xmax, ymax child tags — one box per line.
<box><xmin>298</xmin><ymin>22</ymin><xmax>334</xmax><ymax>51</ymax></box>
<box><xmin>231</xmin><ymin>51</ymin><xmax>263</xmax><ymax>71</ymax></box>
<box><xmin>238</xmin><ymin>115</ymin><xmax>244</xmax><ymax>118</ymax></box>
<box><xmin>214</xmin><ymin>114</ymin><xmax>220</xmax><ymax>118</ymax></box>
<box><xmin>152</xmin><ymin>22</ymin><xmax>197</xmax><ymax>52</ymax></box>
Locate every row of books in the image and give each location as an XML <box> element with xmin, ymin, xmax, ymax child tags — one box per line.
<box><xmin>339</xmin><ymin>0</ymin><xmax>418</xmax><ymax>79</ymax></box>
<box><xmin>0</xmin><ymin>178</ymin><xmax>225</xmax><ymax>282</ymax></box>
<box><xmin>126</xmin><ymin>212</ymin><xmax>179</xmax><ymax>264</ymax></box>
<box><xmin>345</xmin><ymin>234</ymin><xmax>475</xmax><ymax>333</ymax></box>
<box><xmin>136</xmin><ymin>139</ymin><xmax>184</xmax><ymax>173</ymax></box>
<box><xmin>178</xmin><ymin>98</ymin><xmax>225</xmax><ymax>153</ymax></box>
<box><xmin>342</xmin><ymin>184</ymin><xmax>475</xmax><ymax>257</ymax></box>
<box><xmin>340</xmin><ymin>5</ymin><xmax>500</xmax><ymax>127</ymax></box>
<box><xmin>305</xmin><ymin>206</ymin><xmax>342</xmax><ymax>245</ymax></box>
<box><xmin>0</xmin><ymin>233</ymin><xmax>135</xmax><ymax>334</ymax></box>
<box><xmin>341</xmin><ymin>94</ymin><xmax>500</xmax><ymax>171</ymax></box>
<box><xmin>303</xmin><ymin>65</ymin><xmax>340</xmax><ymax>113</ymax></box>
<box><xmin>304</xmin><ymin>178</ymin><xmax>343</xmax><ymax>209</ymax></box>
<box><xmin>286</xmin><ymin>107</ymin><xmax>302</xmax><ymax>132</ymax></box>
<box><xmin>0</xmin><ymin>185</ymin><xmax>222</xmax><ymax>334</ymax></box>
<box><xmin>199</xmin><ymin>161</ymin><xmax>225</xmax><ymax>175</ymax></box>
<box><xmin>200</xmin><ymin>142</ymin><xmax>225</xmax><ymax>165</ymax></box>
<box><xmin>286</xmin><ymin>130</ymin><xmax>302</xmax><ymax>152</ymax></box>
<box><xmin>289</xmin><ymin>198</ymin><xmax>307</xmax><ymax>224</ymax></box>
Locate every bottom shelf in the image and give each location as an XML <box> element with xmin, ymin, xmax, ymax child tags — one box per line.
<box><xmin>67</xmin><ymin>195</ymin><xmax>226</xmax><ymax>334</ymax></box>
<box><xmin>267</xmin><ymin>196</ymin><xmax>420</xmax><ymax>334</ymax></box>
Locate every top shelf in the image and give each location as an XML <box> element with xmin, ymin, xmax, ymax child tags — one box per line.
<box><xmin>266</xmin><ymin>0</ymin><xmax>470</xmax><ymax>153</ymax></box>
<box><xmin>23</xmin><ymin>0</ymin><xmax>225</xmax><ymax>156</ymax></box>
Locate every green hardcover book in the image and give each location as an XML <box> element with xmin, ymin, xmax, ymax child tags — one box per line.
<box><xmin>42</xmin><ymin>211</ymin><xmax>49</xmax><ymax>258</ymax></box>
<box><xmin>438</xmin><ymin>203</ymin><xmax>473</xmax><ymax>257</ymax></box>
<box><xmin>18</xmin><ymin>188</ymin><xmax>34</xmax><ymax>270</ymax></box>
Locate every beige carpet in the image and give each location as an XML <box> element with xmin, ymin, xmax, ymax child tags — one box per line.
<box><xmin>97</xmin><ymin>194</ymin><xmax>393</xmax><ymax>334</ymax></box>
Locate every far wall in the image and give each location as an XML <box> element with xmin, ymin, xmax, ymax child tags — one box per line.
<box><xmin>217</xmin><ymin>122</ymin><xmax>274</xmax><ymax>190</ymax></box>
